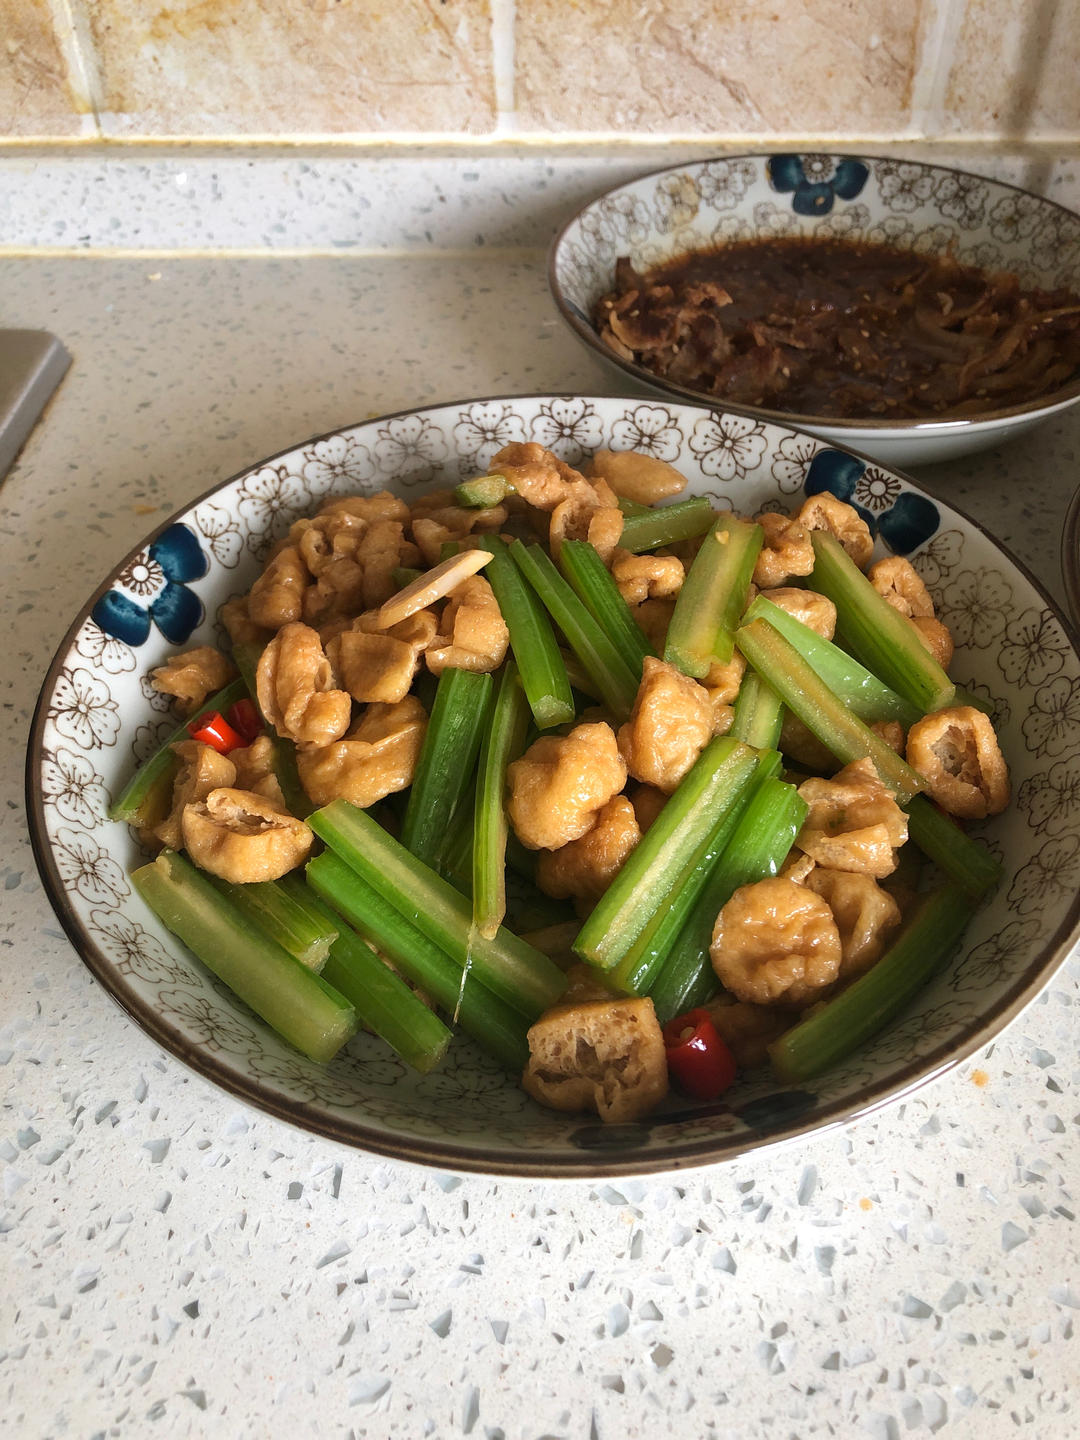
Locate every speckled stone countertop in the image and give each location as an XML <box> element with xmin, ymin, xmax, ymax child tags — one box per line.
<box><xmin>3</xmin><ymin>154</ymin><xmax>1080</xmax><ymax>1437</ymax></box>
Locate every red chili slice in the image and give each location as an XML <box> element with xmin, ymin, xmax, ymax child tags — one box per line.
<box><xmin>226</xmin><ymin>697</ymin><xmax>263</xmax><ymax>745</ymax></box>
<box><xmin>662</xmin><ymin>1008</ymin><xmax>737</xmax><ymax>1100</ymax></box>
<box><xmin>187</xmin><ymin>709</ymin><xmax>246</xmax><ymax>755</ymax></box>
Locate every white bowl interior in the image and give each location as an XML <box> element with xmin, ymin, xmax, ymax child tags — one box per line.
<box><xmin>30</xmin><ymin>395</ymin><xmax>1080</xmax><ymax>1176</ymax></box>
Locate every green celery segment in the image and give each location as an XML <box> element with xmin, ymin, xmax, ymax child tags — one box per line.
<box><xmin>729</xmin><ymin>670</ymin><xmax>785</xmax><ymax>751</ymax></box>
<box><xmin>109</xmin><ymin>676</ymin><xmax>247</xmax><ymax>824</ymax></box>
<box><xmin>132</xmin><ymin>850</ymin><xmax>356</xmax><ymax>1064</ymax></box>
<box><xmin>298</xmin><ymin>880</ymin><xmax>452</xmax><ymax>1073</ymax></box>
<box><xmin>476</xmin><ymin>535</ymin><xmax>575</xmax><ymax>729</ymax></box>
<box><xmin>649</xmin><ymin>772</ymin><xmax>808</xmax><ymax>1026</ymax></box>
<box><xmin>665</xmin><ymin>513</ymin><xmax>764</xmax><ymax>676</ymax></box>
<box><xmin>509</xmin><ymin>540</ymin><xmax>640</xmax><ymax>719</ymax></box>
<box><xmin>769</xmin><ymin>884</ymin><xmax>976</xmax><ymax>1082</ymax></box>
<box><xmin>609</xmin><ymin>750</ymin><xmax>781</xmax><ymax>996</ymax></box>
<box><xmin>454</xmin><ymin>474</ymin><xmax>515</xmax><ymax>509</ymax></box>
<box><xmin>401</xmin><ymin>667</ymin><xmax>493</xmax><ymax>869</ymax></box>
<box><xmin>558</xmin><ymin>538</ymin><xmax>655</xmax><ymax>678</ymax></box>
<box><xmin>308</xmin><ymin>800</ymin><xmax>566</xmax><ymax>1019</ymax></box>
<box><xmin>735</xmin><ymin>618</ymin><xmax>926</xmax><ymax>803</ymax></box>
<box><xmin>744</xmin><ymin>593</ymin><xmax>921</xmax><ymax>728</ymax></box>
<box><xmin>904</xmin><ymin>794</ymin><xmax>1003</xmax><ymax>898</ymax></box>
<box><xmin>808</xmin><ymin>530</ymin><xmax>956</xmax><ymax>713</ymax></box>
<box><xmin>617</xmin><ymin>497</ymin><xmax>716</xmax><ymax>553</ymax></box>
<box><xmin>306</xmin><ymin>850</ymin><xmax>529</xmax><ymax>1071</ymax></box>
<box><xmin>211</xmin><ymin>871</ymin><xmax>338</xmax><ymax>970</ymax></box>
<box><xmin>573</xmin><ymin>736</ymin><xmax>759</xmax><ymax>972</ymax></box>
<box><xmin>473</xmin><ymin>660</ymin><xmax>531</xmax><ymax>939</ymax></box>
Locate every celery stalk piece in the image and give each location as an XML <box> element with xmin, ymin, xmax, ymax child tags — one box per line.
<box><xmin>306</xmin><ymin>850</ymin><xmax>529</xmax><ymax>1071</ymax></box>
<box><xmin>438</xmin><ymin>791</ymin><xmax>476</xmax><ymax>897</ymax></box>
<box><xmin>665</xmin><ymin>514</ymin><xmax>764</xmax><ymax>676</ymax></box>
<box><xmin>617</xmin><ymin>497</ymin><xmax>716</xmax><ymax>553</ymax></box>
<box><xmin>607</xmin><ymin>749</ymin><xmax>775</xmax><ymax>996</ymax></box>
<box><xmin>308</xmin><ymin>800</ymin><xmax>566</xmax><ymax>1019</ymax></box>
<box><xmin>509</xmin><ymin>540</ymin><xmax>640</xmax><ymax>720</ymax></box>
<box><xmin>560</xmin><ymin>651</ymin><xmax>603</xmax><ymax>701</ymax></box>
<box><xmin>648</xmin><ymin>774</ymin><xmax>808</xmax><ymax>1025</ymax></box>
<box><xmin>477</xmin><ymin>536</ymin><xmax>576</xmax><ymax>729</ymax></box>
<box><xmin>729</xmin><ymin>670</ymin><xmax>785</xmax><ymax>751</ymax></box>
<box><xmin>808</xmin><ymin>531</ymin><xmax>956</xmax><ymax>713</ymax></box>
<box><xmin>744</xmin><ymin>593</ymin><xmax>921</xmax><ymax>728</ymax></box>
<box><xmin>769</xmin><ymin>884</ymin><xmax>975</xmax><ymax>1082</ymax></box>
<box><xmin>230</xmin><ymin>640</ymin><xmax>312</xmax><ymax>818</ymax></box>
<box><xmin>109</xmin><ymin>676</ymin><xmax>248</xmax><ymax>824</ymax></box>
<box><xmin>454</xmin><ymin>474</ymin><xmax>516</xmax><ymax>509</ymax></box>
<box><xmin>392</xmin><ymin>565</ymin><xmax>424</xmax><ymax>590</ymax></box>
<box><xmin>132</xmin><ymin>850</ymin><xmax>356</xmax><ymax>1063</ymax></box>
<box><xmin>296</xmin><ymin>881</ymin><xmax>452</xmax><ymax>1073</ymax></box>
<box><xmin>616</xmin><ymin>497</ymin><xmax>650</xmax><ymax>517</ymax></box>
<box><xmin>951</xmin><ymin>685</ymin><xmax>994</xmax><ymax>717</ymax></box>
<box><xmin>573</xmin><ymin>736</ymin><xmax>759</xmax><ymax>972</ymax></box>
<box><xmin>558</xmin><ymin>538</ymin><xmax>655</xmax><ymax>677</ymax></box>
<box><xmin>905</xmin><ymin>794</ymin><xmax>1003</xmax><ymax>898</ymax></box>
<box><xmin>211</xmin><ymin>873</ymin><xmax>338</xmax><ymax>970</ymax></box>
<box><xmin>473</xmin><ymin>660</ymin><xmax>531</xmax><ymax>940</ymax></box>
<box><xmin>401</xmin><ymin>667</ymin><xmax>493</xmax><ymax>868</ymax></box>
<box><xmin>735</xmin><ymin>618</ymin><xmax>926</xmax><ymax>803</ymax></box>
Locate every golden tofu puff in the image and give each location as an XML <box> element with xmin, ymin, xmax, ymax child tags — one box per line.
<box><xmin>153</xmin><ymin>740</ymin><xmax>237</xmax><ymax>852</ymax></box>
<box><xmin>795</xmin><ymin>757</ymin><xmax>909</xmax><ymax>877</ymax></box>
<box><xmin>609</xmin><ymin>547</ymin><xmax>685</xmax><ymax>606</ymax></box>
<box><xmin>906</xmin><ymin>706</ymin><xmax>1010</xmax><ymax>819</ymax></box>
<box><xmin>909</xmin><ymin>614</ymin><xmax>955</xmax><ymax>668</ymax></box>
<box><xmin>711</xmin><ymin>876</ymin><xmax>843</xmax><ymax>1008</ymax></box>
<box><xmin>507</xmin><ymin>721</ymin><xmax>627</xmax><ymax>852</ymax></box>
<box><xmin>866</xmin><ymin>556</ymin><xmax>936</xmax><ymax>618</ymax></box>
<box><xmin>425</xmin><ymin>574</ymin><xmax>509</xmax><ymax>676</ymax></box>
<box><xmin>794</xmin><ymin>492</ymin><xmax>874</xmax><ymax>569</ymax></box>
<box><xmin>586</xmin><ymin>449</ymin><xmax>687</xmax><ymax>505</ymax></box>
<box><xmin>802</xmin><ymin>868</ymin><xmax>902</xmax><ymax>979</ymax></box>
<box><xmin>327</xmin><ymin>628</ymin><xmax>423</xmax><ymax>705</ymax></box>
<box><xmin>410</xmin><ymin>502</ymin><xmax>508</xmax><ymax>567</ymax></box>
<box><xmin>247</xmin><ymin>543</ymin><xmax>309</xmax><ymax>630</ymax></box>
<box><xmin>256</xmin><ymin>621</ymin><xmax>353</xmax><ymax>747</ymax></box>
<box><xmin>522</xmin><ymin>996</ymin><xmax>668</xmax><ymax>1123</ymax></box>
<box><xmin>296</xmin><ymin>696</ymin><xmax>428</xmax><ymax>810</ymax></box>
<box><xmin>180</xmin><ymin>788</ymin><xmax>313</xmax><ymax>885</ymax></box>
<box><xmin>617</xmin><ymin>656</ymin><xmax>714</xmax><ymax>795</ymax></box>
<box><xmin>752</xmin><ymin>510</ymin><xmax>815</xmax><ymax>589</ymax></box>
<box><xmin>535</xmin><ymin>795</ymin><xmax>642</xmax><ymax>908</ymax></box>
<box><xmin>149</xmin><ymin>646</ymin><xmax>235</xmax><ymax>715</ymax></box>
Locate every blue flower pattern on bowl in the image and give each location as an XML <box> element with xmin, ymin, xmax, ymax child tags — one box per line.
<box><xmin>767</xmin><ymin>154</ymin><xmax>870</xmax><ymax>216</ymax></box>
<box><xmin>92</xmin><ymin>523</ymin><xmax>208</xmax><ymax>647</ymax></box>
<box><xmin>804</xmin><ymin>448</ymin><xmax>940</xmax><ymax>554</ymax></box>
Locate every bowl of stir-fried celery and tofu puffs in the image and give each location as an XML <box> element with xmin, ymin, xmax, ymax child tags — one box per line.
<box><xmin>28</xmin><ymin>395</ymin><xmax>1080</xmax><ymax>1176</ymax></box>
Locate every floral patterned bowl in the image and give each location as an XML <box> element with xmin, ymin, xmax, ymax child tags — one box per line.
<box><xmin>550</xmin><ymin>155</ymin><xmax>1080</xmax><ymax>467</ymax></box>
<box><xmin>27</xmin><ymin>395</ymin><xmax>1080</xmax><ymax>1177</ymax></box>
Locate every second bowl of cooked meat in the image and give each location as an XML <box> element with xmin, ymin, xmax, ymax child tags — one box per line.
<box><xmin>550</xmin><ymin>155</ymin><xmax>1080</xmax><ymax>466</ymax></box>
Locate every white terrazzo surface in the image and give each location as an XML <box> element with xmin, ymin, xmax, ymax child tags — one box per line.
<box><xmin>3</xmin><ymin>234</ymin><xmax>1080</xmax><ymax>1437</ymax></box>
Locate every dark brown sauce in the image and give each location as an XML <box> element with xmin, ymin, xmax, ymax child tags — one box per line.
<box><xmin>593</xmin><ymin>237</ymin><xmax>1080</xmax><ymax>420</ymax></box>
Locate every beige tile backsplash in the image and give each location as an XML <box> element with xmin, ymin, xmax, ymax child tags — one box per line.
<box><xmin>1</xmin><ymin>0</ymin><xmax>1077</xmax><ymax>142</ymax></box>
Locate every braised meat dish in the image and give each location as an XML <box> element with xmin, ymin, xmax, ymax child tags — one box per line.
<box><xmin>594</xmin><ymin>238</ymin><xmax>1080</xmax><ymax>419</ymax></box>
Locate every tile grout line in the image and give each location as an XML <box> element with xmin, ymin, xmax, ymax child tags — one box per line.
<box><xmin>45</xmin><ymin>0</ymin><xmax>105</xmax><ymax>138</ymax></box>
<box><xmin>491</xmin><ymin>0</ymin><xmax>517</xmax><ymax>137</ymax></box>
<box><xmin>907</xmin><ymin>0</ymin><xmax>969</xmax><ymax>141</ymax></box>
